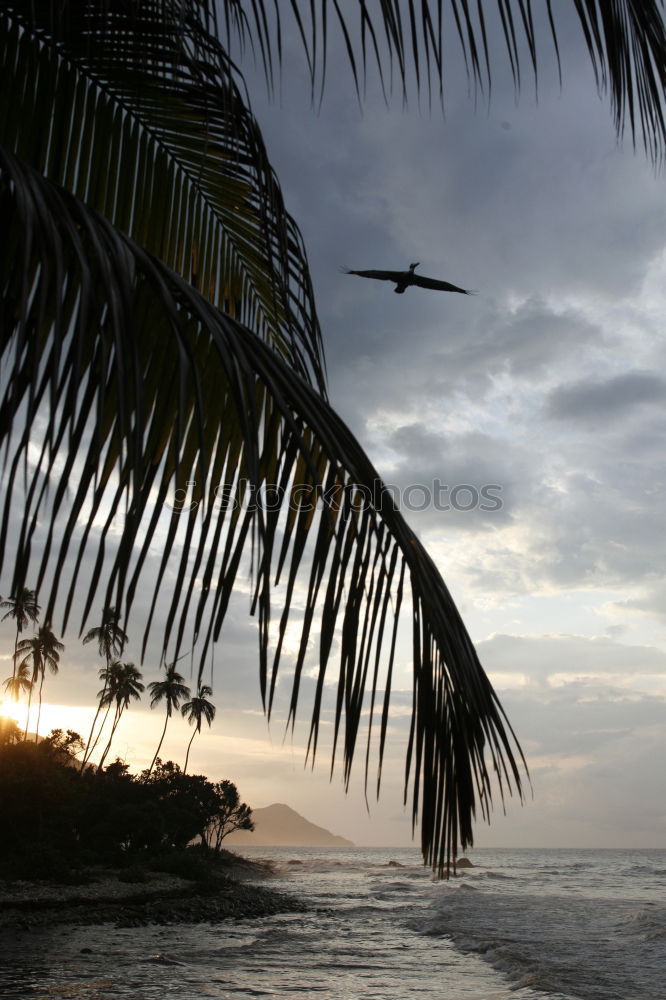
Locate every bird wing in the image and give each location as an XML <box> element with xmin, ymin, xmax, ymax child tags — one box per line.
<box><xmin>411</xmin><ymin>274</ymin><xmax>472</xmax><ymax>294</ymax></box>
<box><xmin>343</xmin><ymin>268</ymin><xmax>402</xmax><ymax>282</ymax></box>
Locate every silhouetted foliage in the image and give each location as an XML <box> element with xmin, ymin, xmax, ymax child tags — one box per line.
<box><xmin>147</xmin><ymin>665</ymin><xmax>191</xmax><ymax>775</ymax></box>
<box><xmin>203</xmin><ymin>779</ymin><xmax>254</xmax><ymax>851</ymax></box>
<box><xmin>0</xmin><ymin>731</ymin><xmax>252</xmax><ymax>879</ymax></box>
<box><xmin>181</xmin><ymin>684</ymin><xmax>216</xmax><ymax>773</ymax></box>
<box><xmin>0</xmin><ymin>716</ymin><xmax>20</xmax><ymax>745</ymax></box>
<box><xmin>81</xmin><ymin>607</ymin><xmax>129</xmax><ymax>768</ymax></box>
<box><xmin>0</xmin><ymin>0</ymin><xmax>533</xmax><ymax>875</ymax></box>
<box><xmin>0</xmin><ymin>735</ymin><xmax>82</xmax><ymax>873</ymax></box>
<box><xmin>10</xmin><ymin>0</ymin><xmax>664</xmax><ymax>873</ymax></box>
<box><xmin>42</xmin><ymin>728</ymin><xmax>85</xmax><ymax>760</ymax></box>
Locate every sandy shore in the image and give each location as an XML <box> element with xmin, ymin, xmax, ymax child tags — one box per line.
<box><xmin>0</xmin><ymin>854</ymin><xmax>304</xmax><ymax>930</ymax></box>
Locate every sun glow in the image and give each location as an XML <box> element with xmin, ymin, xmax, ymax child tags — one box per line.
<box><xmin>0</xmin><ymin>698</ymin><xmax>26</xmax><ymax>727</ymax></box>
<box><xmin>0</xmin><ymin>700</ymin><xmax>95</xmax><ymax>738</ymax></box>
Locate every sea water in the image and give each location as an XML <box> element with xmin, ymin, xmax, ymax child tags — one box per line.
<box><xmin>0</xmin><ymin>847</ymin><xmax>664</xmax><ymax>999</ymax></box>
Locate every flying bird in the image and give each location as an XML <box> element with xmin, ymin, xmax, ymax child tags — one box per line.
<box><xmin>343</xmin><ymin>262</ymin><xmax>473</xmax><ymax>295</ymax></box>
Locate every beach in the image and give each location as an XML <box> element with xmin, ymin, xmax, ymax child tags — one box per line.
<box><xmin>1</xmin><ymin>846</ymin><xmax>664</xmax><ymax>999</ymax></box>
<box><xmin>0</xmin><ymin>854</ymin><xmax>303</xmax><ymax>931</ymax></box>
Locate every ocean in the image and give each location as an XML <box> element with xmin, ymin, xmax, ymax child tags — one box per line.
<box><xmin>0</xmin><ymin>846</ymin><xmax>664</xmax><ymax>999</ymax></box>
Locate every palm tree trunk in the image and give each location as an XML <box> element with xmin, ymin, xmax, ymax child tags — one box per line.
<box><xmin>81</xmin><ymin>663</ymin><xmax>112</xmax><ymax>770</ymax></box>
<box><xmin>82</xmin><ymin>703</ymin><xmax>104</xmax><ymax>769</ymax></box>
<box><xmin>34</xmin><ymin>670</ymin><xmax>45</xmax><ymax>742</ymax></box>
<box><xmin>81</xmin><ymin>698</ymin><xmax>112</xmax><ymax>769</ymax></box>
<box><xmin>90</xmin><ymin>699</ymin><xmax>113</xmax><ymax>755</ymax></box>
<box><xmin>147</xmin><ymin>713</ymin><xmax>170</xmax><ymax>776</ymax></box>
<box><xmin>183</xmin><ymin>727</ymin><xmax>198</xmax><ymax>774</ymax></box>
<box><xmin>11</xmin><ymin>630</ymin><xmax>18</xmax><ymax>684</ymax></box>
<box><xmin>23</xmin><ymin>681</ymin><xmax>34</xmax><ymax>741</ymax></box>
<box><xmin>97</xmin><ymin>705</ymin><xmax>122</xmax><ymax>771</ymax></box>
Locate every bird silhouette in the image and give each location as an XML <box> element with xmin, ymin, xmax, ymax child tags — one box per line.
<box><xmin>343</xmin><ymin>262</ymin><xmax>473</xmax><ymax>295</ymax></box>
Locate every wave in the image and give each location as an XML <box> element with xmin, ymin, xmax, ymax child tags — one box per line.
<box><xmin>274</xmin><ymin>857</ymin><xmax>374</xmax><ymax>875</ymax></box>
<box><xmin>624</xmin><ymin>905</ymin><xmax>666</xmax><ymax>941</ymax></box>
<box><xmin>415</xmin><ymin>885</ymin><xmax>666</xmax><ymax>1000</ymax></box>
<box><xmin>466</xmin><ymin>870</ymin><xmax>513</xmax><ymax>881</ymax></box>
<box><xmin>371</xmin><ymin>880</ymin><xmax>418</xmax><ymax>892</ymax></box>
<box><xmin>624</xmin><ymin>864</ymin><xmax>666</xmax><ymax>877</ymax></box>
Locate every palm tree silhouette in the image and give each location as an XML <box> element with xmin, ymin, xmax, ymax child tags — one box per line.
<box><xmin>97</xmin><ymin>662</ymin><xmax>144</xmax><ymax>770</ymax></box>
<box><xmin>91</xmin><ymin>662</ymin><xmax>121</xmax><ymax>756</ymax></box>
<box><xmin>147</xmin><ymin>664</ymin><xmax>191</xmax><ymax>776</ymax></box>
<box><xmin>13</xmin><ymin>636</ymin><xmax>40</xmax><ymax>740</ymax></box>
<box><xmin>81</xmin><ymin>607</ymin><xmax>128</xmax><ymax>768</ymax></box>
<box><xmin>1</xmin><ymin>589</ymin><xmax>40</xmax><ymax>685</ymax></box>
<box><xmin>181</xmin><ymin>684</ymin><xmax>216</xmax><ymax>774</ymax></box>
<box><xmin>3</xmin><ymin>660</ymin><xmax>32</xmax><ymax>705</ymax></box>
<box><xmin>15</xmin><ymin>624</ymin><xmax>64</xmax><ymax>741</ymax></box>
<box><xmin>2</xmin><ymin>1</ymin><xmax>665</xmax><ymax>871</ymax></box>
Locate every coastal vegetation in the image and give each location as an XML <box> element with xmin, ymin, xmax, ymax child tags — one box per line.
<box><xmin>0</xmin><ymin>724</ymin><xmax>253</xmax><ymax>883</ymax></box>
<box><xmin>0</xmin><ymin>604</ymin><xmax>246</xmax><ymax>889</ymax></box>
<box><xmin>1</xmin><ymin>1</ymin><xmax>665</xmax><ymax>876</ymax></box>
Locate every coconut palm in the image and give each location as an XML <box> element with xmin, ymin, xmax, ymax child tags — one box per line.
<box><xmin>82</xmin><ymin>606</ymin><xmax>128</xmax><ymax>665</ymax></box>
<box><xmin>97</xmin><ymin>662</ymin><xmax>145</xmax><ymax>770</ymax></box>
<box><xmin>181</xmin><ymin>684</ymin><xmax>216</xmax><ymax>774</ymax></box>
<box><xmin>1</xmin><ymin>589</ymin><xmax>40</xmax><ymax>685</ymax></box>
<box><xmin>1</xmin><ymin>1</ymin><xmax>665</xmax><ymax>871</ymax></box>
<box><xmin>13</xmin><ymin>637</ymin><xmax>40</xmax><ymax>740</ymax></box>
<box><xmin>32</xmin><ymin>626</ymin><xmax>64</xmax><ymax>742</ymax></box>
<box><xmin>147</xmin><ymin>664</ymin><xmax>191</xmax><ymax>776</ymax></box>
<box><xmin>87</xmin><ymin>661</ymin><xmax>122</xmax><ymax>764</ymax></box>
<box><xmin>15</xmin><ymin>624</ymin><xmax>64</xmax><ymax>741</ymax></box>
<box><xmin>3</xmin><ymin>660</ymin><xmax>32</xmax><ymax>704</ymax></box>
<box><xmin>81</xmin><ymin>607</ymin><xmax>129</xmax><ymax>768</ymax></box>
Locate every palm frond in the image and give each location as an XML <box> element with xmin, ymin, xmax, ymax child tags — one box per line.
<box><xmin>0</xmin><ymin>148</ymin><xmax>525</xmax><ymax>874</ymax></box>
<box><xmin>0</xmin><ymin>0</ymin><xmax>326</xmax><ymax>392</ymax></box>
<box><xmin>221</xmin><ymin>0</ymin><xmax>666</xmax><ymax>164</ymax></box>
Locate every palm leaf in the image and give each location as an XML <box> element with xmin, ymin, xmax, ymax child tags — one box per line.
<box><xmin>221</xmin><ymin>0</ymin><xmax>666</xmax><ymax>164</ymax></box>
<box><xmin>0</xmin><ymin>148</ymin><xmax>525</xmax><ymax>874</ymax></box>
<box><xmin>0</xmin><ymin>0</ymin><xmax>326</xmax><ymax>392</ymax></box>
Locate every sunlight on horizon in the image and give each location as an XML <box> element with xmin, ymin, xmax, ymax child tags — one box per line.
<box><xmin>0</xmin><ymin>699</ymin><xmax>95</xmax><ymax>738</ymax></box>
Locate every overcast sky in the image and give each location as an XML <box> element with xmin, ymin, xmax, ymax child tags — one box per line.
<box><xmin>2</xmin><ymin>6</ymin><xmax>666</xmax><ymax>850</ymax></box>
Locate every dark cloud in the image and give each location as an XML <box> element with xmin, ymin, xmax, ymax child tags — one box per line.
<box><xmin>546</xmin><ymin>371</ymin><xmax>666</xmax><ymax>422</ymax></box>
<box><xmin>381</xmin><ymin>423</ymin><xmax>530</xmax><ymax>530</ymax></box>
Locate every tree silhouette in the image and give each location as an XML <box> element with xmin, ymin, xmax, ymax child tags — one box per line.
<box><xmin>15</xmin><ymin>624</ymin><xmax>64</xmax><ymax>741</ymax></box>
<box><xmin>147</xmin><ymin>664</ymin><xmax>191</xmax><ymax>776</ymax></box>
<box><xmin>181</xmin><ymin>684</ymin><xmax>216</xmax><ymax>774</ymax></box>
<box><xmin>97</xmin><ymin>662</ymin><xmax>144</xmax><ymax>770</ymax></box>
<box><xmin>3</xmin><ymin>659</ymin><xmax>32</xmax><ymax>704</ymax></box>
<box><xmin>1</xmin><ymin>589</ymin><xmax>40</xmax><ymax>685</ymax></box>
<box><xmin>2</xmin><ymin>1</ymin><xmax>665</xmax><ymax>871</ymax></box>
<box><xmin>204</xmin><ymin>780</ymin><xmax>254</xmax><ymax>852</ymax></box>
<box><xmin>81</xmin><ymin>607</ymin><xmax>128</xmax><ymax>768</ymax></box>
<box><xmin>14</xmin><ymin>636</ymin><xmax>40</xmax><ymax>740</ymax></box>
<box><xmin>0</xmin><ymin>716</ymin><xmax>20</xmax><ymax>746</ymax></box>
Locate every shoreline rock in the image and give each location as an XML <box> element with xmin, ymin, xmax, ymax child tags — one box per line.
<box><xmin>0</xmin><ymin>859</ymin><xmax>305</xmax><ymax>931</ymax></box>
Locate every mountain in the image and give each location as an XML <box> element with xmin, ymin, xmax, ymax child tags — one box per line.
<box><xmin>225</xmin><ymin>803</ymin><xmax>354</xmax><ymax>847</ymax></box>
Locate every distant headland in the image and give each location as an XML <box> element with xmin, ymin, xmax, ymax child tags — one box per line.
<box><xmin>225</xmin><ymin>803</ymin><xmax>354</xmax><ymax>847</ymax></box>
